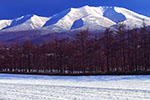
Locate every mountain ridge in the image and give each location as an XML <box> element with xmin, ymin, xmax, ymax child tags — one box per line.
<box><xmin>0</xmin><ymin>5</ymin><xmax>150</xmax><ymax>33</ymax></box>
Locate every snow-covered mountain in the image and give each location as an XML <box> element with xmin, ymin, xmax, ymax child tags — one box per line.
<box><xmin>0</xmin><ymin>14</ymin><xmax>50</xmax><ymax>31</ymax></box>
<box><xmin>0</xmin><ymin>5</ymin><xmax>150</xmax><ymax>33</ymax></box>
<box><xmin>0</xmin><ymin>20</ymin><xmax>12</xmax><ymax>30</ymax></box>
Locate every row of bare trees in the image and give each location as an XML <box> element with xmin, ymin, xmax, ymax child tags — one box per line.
<box><xmin>0</xmin><ymin>24</ymin><xmax>150</xmax><ymax>74</ymax></box>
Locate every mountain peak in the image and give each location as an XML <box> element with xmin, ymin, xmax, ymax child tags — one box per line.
<box><xmin>0</xmin><ymin>5</ymin><xmax>150</xmax><ymax>32</ymax></box>
<box><xmin>1</xmin><ymin>14</ymin><xmax>50</xmax><ymax>31</ymax></box>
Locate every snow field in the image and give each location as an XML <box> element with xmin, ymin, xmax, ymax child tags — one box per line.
<box><xmin>0</xmin><ymin>74</ymin><xmax>150</xmax><ymax>100</ymax></box>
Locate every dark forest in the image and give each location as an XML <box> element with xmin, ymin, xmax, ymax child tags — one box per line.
<box><xmin>0</xmin><ymin>24</ymin><xmax>150</xmax><ymax>75</ymax></box>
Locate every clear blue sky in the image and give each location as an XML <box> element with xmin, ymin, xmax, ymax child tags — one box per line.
<box><xmin>0</xmin><ymin>0</ymin><xmax>150</xmax><ymax>19</ymax></box>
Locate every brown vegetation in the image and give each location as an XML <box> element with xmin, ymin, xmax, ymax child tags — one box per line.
<box><xmin>0</xmin><ymin>24</ymin><xmax>150</xmax><ymax>75</ymax></box>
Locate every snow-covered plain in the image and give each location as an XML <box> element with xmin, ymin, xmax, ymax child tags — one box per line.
<box><xmin>0</xmin><ymin>74</ymin><xmax>150</xmax><ymax>100</ymax></box>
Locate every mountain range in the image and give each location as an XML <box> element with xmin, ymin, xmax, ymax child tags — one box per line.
<box><xmin>0</xmin><ymin>5</ymin><xmax>150</xmax><ymax>42</ymax></box>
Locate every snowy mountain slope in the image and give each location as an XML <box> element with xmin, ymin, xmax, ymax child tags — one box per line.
<box><xmin>2</xmin><ymin>15</ymin><xmax>50</xmax><ymax>31</ymax></box>
<box><xmin>0</xmin><ymin>5</ymin><xmax>150</xmax><ymax>33</ymax></box>
<box><xmin>43</xmin><ymin>5</ymin><xmax>150</xmax><ymax>32</ymax></box>
<box><xmin>0</xmin><ymin>6</ymin><xmax>150</xmax><ymax>42</ymax></box>
<box><xmin>0</xmin><ymin>20</ymin><xmax>12</xmax><ymax>30</ymax></box>
<box><xmin>114</xmin><ymin>7</ymin><xmax>150</xmax><ymax>28</ymax></box>
<box><xmin>43</xmin><ymin>6</ymin><xmax>116</xmax><ymax>32</ymax></box>
<box><xmin>103</xmin><ymin>7</ymin><xmax>126</xmax><ymax>23</ymax></box>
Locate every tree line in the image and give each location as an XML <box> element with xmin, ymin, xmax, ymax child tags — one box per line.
<box><xmin>0</xmin><ymin>24</ymin><xmax>150</xmax><ymax>75</ymax></box>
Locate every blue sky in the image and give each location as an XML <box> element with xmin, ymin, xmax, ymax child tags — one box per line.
<box><xmin>0</xmin><ymin>0</ymin><xmax>150</xmax><ymax>19</ymax></box>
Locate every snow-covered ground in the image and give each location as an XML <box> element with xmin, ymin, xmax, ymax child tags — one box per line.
<box><xmin>0</xmin><ymin>74</ymin><xmax>150</xmax><ymax>100</ymax></box>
